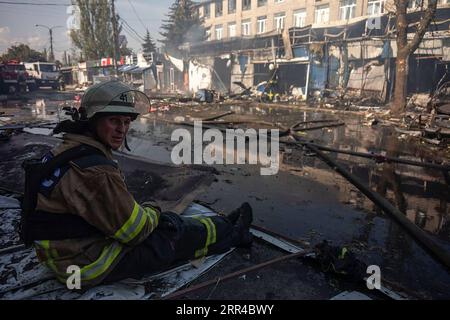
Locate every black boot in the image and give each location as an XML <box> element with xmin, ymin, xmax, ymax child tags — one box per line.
<box><xmin>231</xmin><ymin>225</ymin><xmax>253</xmax><ymax>248</ymax></box>
<box><xmin>236</xmin><ymin>202</ymin><xmax>252</xmax><ymax>228</ymax></box>
<box><xmin>231</xmin><ymin>203</ymin><xmax>253</xmax><ymax>248</ymax></box>
<box><xmin>227</xmin><ymin>202</ymin><xmax>253</xmax><ymax>225</ymax></box>
<box><xmin>226</xmin><ymin>208</ymin><xmax>241</xmax><ymax>225</ymax></box>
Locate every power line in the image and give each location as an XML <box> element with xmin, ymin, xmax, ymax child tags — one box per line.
<box><xmin>122</xmin><ymin>28</ymin><xmax>142</xmax><ymax>44</ymax></box>
<box><xmin>121</xmin><ymin>18</ymin><xmax>145</xmax><ymax>41</ymax></box>
<box><xmin>0</xmin><ymin>1</ymin><xmax>70</xmax><ymax>6</ymax></box>
<box><xmin>120</xmin><ymin>23</ymin><xmax>143</xmax><ymax>44</ymax></box>
<box><xmin>122</xmin><ymin>25</ymin><xmax>144</xmax><ymax>44</ymax></box>
<box><xmin>126</xmin><ymin>0</ymin><xmax>147</xmax><ymax>31</ymax></box>
<box><xmin>120</xmin><ymin>17</ymin><xmax>145</xmax><ymax>42</ymax></box>
<box><xmin>120</xmin><ymin>21</ymin><xmax>141</xmax><ymax>40</ymax></box>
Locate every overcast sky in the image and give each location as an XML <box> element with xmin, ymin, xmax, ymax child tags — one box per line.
<box><xmin>0</xmin><ymin>0</ymin><xmax>174</xmax><ymax>60</ymax></box>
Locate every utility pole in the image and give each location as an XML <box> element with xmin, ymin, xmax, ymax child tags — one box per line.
<box><xmin>49</xmin><ymin>28</ymin><xmax>54</xmax><ymax>61</ymax></box>
<box><xmin>35</xmin><ymin>24</ymin><xmax>62</xmax><ymax>62</ymax></box>
<box><xmin>111</xmin><ymin>0</ymin><xmax>119</xmax><ymax>73</ymax></box>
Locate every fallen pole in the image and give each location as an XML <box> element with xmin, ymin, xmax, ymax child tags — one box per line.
<box><xmin>201</xmin><ymin>111</ymin><xmax>235</xmax><ymax>122</ymax></box>
<box><xmin>290</xmin><ymin>119</ymin><xmax>340</xmax><ymax>130</ymax></box>
<box><xmin>164</xmin><ymin>250</ymin><xmax>310</xmax><ymax>300</ymax></box>
<box><xmin>202</xmin><ymin>119</ymin><xmax>280</xmax><ymax>127</ymax></box>
<box><xmin>153</xmin><ymin>118</ymin><xmax>289</xmax><ymax>137</ymax></box>
<box><xmin>293</xmin><ymin>122</ymin><xmax>345</xmax><ymax>131</ymax></box>
<box><xmin>284</xmin><ymin>140</ymin><xmax>450</xmax><ymax>171</ymax></box>
<box><xmin>145</xmin><ymin>117</ymin><xmax>450</xmax><ymax>270</ymax></box>
<box><xmin>292</xmin><ymin>134</ymin><xmax>450</xmax><ymax>273</ymax></box>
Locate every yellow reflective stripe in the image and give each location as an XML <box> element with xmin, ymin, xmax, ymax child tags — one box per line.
<box><xmin>127</xmin><ymin>209</ymin><xmax>149</xmax><ymax>243</ymax></box>
<box><xmin>209</xmin><ymin>217</ymin><xmax>217</xmax><ymax>245</ymax></box>
<box><xmin>36</xmin><ymin>240</ymin><xmax>49</xmax><ymax>250</ymax></box>
<box><xmin>126</xmin><ymin>207</ymin><xmax>159</xmax><ymax>243</ymax></box>
<box><xmin>114</xmin><ymin>202</ymin><xmax>160</xmax><ymax>244</ymax></box>
<box><xmin>80</xmin><ymin>242</ymin><xmax>123</xmax><ymax>281</ymax></box>
<box><xmin>114</xmin><ymin>202</ymin><xmax>140</xmax><ymax>241</ymax></box>
<box><xmin>35</xmin><ymin>240</ymin><xmax>65</xmax><ymax>277</ymax></box>
<box><xmin>194</xmin><ymin>217</ymin><xmax>217</xmax><ymax>258</ymax></box>
<box><xmin>34</xmin><ymin>240</ymin><xmax>123</xmax><ymax>283</ymax></box>
<box><xmin>192</xmin><ymin>217</ymin><xmax>207</xmax><ymax>258</ymax></box>
<box><xmin>339</xmin><ymin>247</ymin><xmax>348</xmax><ymax>260</ymax></box>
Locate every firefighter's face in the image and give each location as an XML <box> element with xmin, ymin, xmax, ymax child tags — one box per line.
<box><xmin>96</xmin><ymin>115</ymin><xmax>131</xmax><ymax>150</ymax></box>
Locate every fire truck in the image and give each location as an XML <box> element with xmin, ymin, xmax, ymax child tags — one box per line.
<box><xmin>0</xmin><ymin>60</ymin><xmax>35</xmax><ymax>94</ymax></box>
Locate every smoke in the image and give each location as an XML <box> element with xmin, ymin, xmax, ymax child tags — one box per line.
<box><xmin>183</xmin><ymin>24</ymin><xmax>206</xmax><ymax>45</ymax></box>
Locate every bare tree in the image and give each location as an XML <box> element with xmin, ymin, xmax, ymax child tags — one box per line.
<box><xmin>392</xmin><ymin>0</ymin><xmax>438</xmax><ymax>115</ymax></box>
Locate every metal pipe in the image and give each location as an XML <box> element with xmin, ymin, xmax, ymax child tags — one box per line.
<box><xmin>284</xmin><ymin>140</ymin><xmax>450</xmax><ymax>171</ymax></box>
<box><xmin>164</xmin><ymin>250</ymin><xmax>310</xmax><ymax>300</ymax></box>
<box><xmin>293</xmin><ymin>133</ymin><xmax>450</xmax><ymax>273</ymax></box>
<box><xmin>202</xmin><ymin>111</ymin><xmax>235</xmax><ymax>121</ymax></box>
<box><xmin>293</xmin><ymin>122</ymin><xmax>345</xmax><ymax>131</ymax></box>
<box><xmin>290</xmin><ymin>119</ymin><xmax>340</xmax><ymax>130</ymax></box>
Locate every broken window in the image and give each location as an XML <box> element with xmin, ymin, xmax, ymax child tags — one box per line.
<box><xmin>206</xmin><ymin>27</ymin><xmax>211</xmax><ymax>40</ymax></box>
<box><xmin>408</xmin><ymin>0</ymin><xmax>425</xmax><ymax>9</ymax></box>
<box><xmin>293</xmin><ymin>9</ymin><xmax>306</xmax><ymax>28</ymax></box>
<box><xmin>367</xmin><ymin>0</ymin><xmax>386</xmax><ymax>15</ymax></box>
<box><xmin>315</xmin><ymin>5</ymin><xmax>330</xmax><ymax>24</ymax></box>
<box><xmin>274</xmin><ymin>12</ymin><xmax>286</xmax><ymax>31</ymax></box>
<box><xmin>228</xmin><ymin>0</ymin><xmax>236</xmax><ymax>13</ymax></box>
<box><xmin>257</xmin><ymin>0</ymin><xmax>268</xmax><ymax>7</ymax></box>
<box><xmin>339</xmin><ymin>0</ymin><xmax>356</xmax><ymax>20</ymax></box>
<box><xmin>215</xmin><ymin>1</ymin><xmax>223</xmax><ymax>17</ymax></box>
<box><xmin>242</xmin><ymin>0</ymin><xmax>251</xmax><ymax>11</ymax></box>
<box><xmin>204</xmin><ymin>3</ymin><xmax>210</xmax><ymax>18</ymax></box>
<box><xmin>407</xmin><ymin>0</ymin><xmax>423</xmax><ymax>9</ymax></box>
<box><xmin>257</xmin><ymin>16</ymin><xmax>267</xmax><ymax>34</ymax></box>
<box><xmin>242</xmin><ymin>19</ymin><xmax>251</xmax><ymax>36</ymax></box>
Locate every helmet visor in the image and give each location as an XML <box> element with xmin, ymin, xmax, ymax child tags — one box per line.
<box><xmin>98</xmin><ymin>89</ymin><xmax>150</xmax><ymax>118</ymax></box>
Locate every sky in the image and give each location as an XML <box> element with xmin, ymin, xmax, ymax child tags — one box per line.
<box><xmin>0</xmin><ymin>0</ymin><xmax>174</xmax><ymax>60</ymax></box>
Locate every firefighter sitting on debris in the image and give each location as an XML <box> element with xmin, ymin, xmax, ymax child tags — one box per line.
<box><xmin>21</xmin><ymin>80</ymin><xmax>253</xmax><ymax>289</ymax></box>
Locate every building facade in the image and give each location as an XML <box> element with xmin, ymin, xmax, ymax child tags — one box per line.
<box><xmin>197</xmin><ymin>0</ymin><xmax>450</xmax><ymax>41</ymax></box>
<box><xmin>187</xmin><ymin>0</ymin><xmax>450</xmax><ymax>99</ymax></box>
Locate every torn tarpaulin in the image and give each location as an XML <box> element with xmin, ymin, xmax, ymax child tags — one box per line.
<box><xmin>189</xmin><ymin>61</ymin><xmax>212</xmax><ymax>93</ymax></box>
<box><xmin>165</xmin><ymin>54</ymin><xmax>184</xmax><ymax>72</ymax></box>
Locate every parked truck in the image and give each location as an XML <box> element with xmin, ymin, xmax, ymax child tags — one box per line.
<box><xmin>24</xmin><ymin>62</ymin><xmax>60</xmax><ymax>90</ymax></box>
<box><xmin>0</xmin><ymin>60</ymin><xmax>31</xmax><ymax>94</ymax></box>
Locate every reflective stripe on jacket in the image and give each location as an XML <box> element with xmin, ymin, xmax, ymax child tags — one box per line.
<box><xmin>33</xmin><ymin>133</ymin><xmax>160</xmax><ymax>288</ymax></box>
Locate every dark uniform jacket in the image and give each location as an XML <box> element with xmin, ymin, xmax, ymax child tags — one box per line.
<box><xmin>34</xmin><ymin>133</ymin><xmax>160</xmax><ymax>287</ymax></box>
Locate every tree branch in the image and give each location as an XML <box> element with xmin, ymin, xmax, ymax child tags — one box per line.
<box><xmin>406</xmin><ymin>0</ymin><xmax>438</xmax><ymax>54</ymax></box>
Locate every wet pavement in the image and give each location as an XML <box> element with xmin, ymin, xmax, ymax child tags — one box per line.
<box><xmin>1</xmin><ymin>93</ymin><xmax>449</xmax><ymax>299</ymax></box>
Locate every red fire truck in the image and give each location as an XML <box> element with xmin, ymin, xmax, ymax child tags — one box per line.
<box><xmin>0</xmin><ymin>60</ymin><xmax>34</xmax><ymax>94</ymax></box>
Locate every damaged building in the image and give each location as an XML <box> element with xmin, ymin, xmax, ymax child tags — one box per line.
<box><xmin>179</xmin><ymin>0</ymin><xmax>450</xmax><ymax>101</ymax></box>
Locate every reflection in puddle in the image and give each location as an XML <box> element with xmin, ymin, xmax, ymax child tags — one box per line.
<box><xmin>25</xmin><ymin>101</ymin><xmax>449</xmax><ymax>239</ymax></box>
<box><xmin>138</xmin><ymin>103</ymin><xmax>449</xmax><ymax>240</ymax></box>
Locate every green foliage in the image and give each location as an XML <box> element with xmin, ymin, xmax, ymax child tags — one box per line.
<box><xmin>70</xmin><ymin>0</ymin><xmax>114</xmax><ymax>60</ymax></box>
<box><xmin>142</xmin><ymin>30</ymin><xmax>156</xmax><ymax>54</ymax></box>
<box><xmin>159</xmin><ymin>0</ymin><xmax>204</xmax><ymax>53</ymax></box>
<box><xmin>70</xmin><ymin>0</ymin><xmax>131</xmax><ymax>61</ymax></box>
<box><xmin>1</xmin><ymin>44</ymin><xmax>47</xmax><ymax>63</ymax></box>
